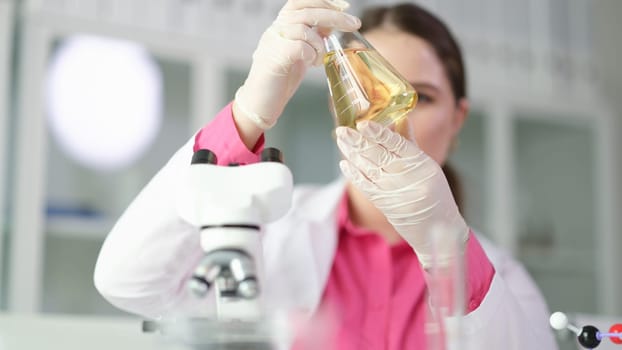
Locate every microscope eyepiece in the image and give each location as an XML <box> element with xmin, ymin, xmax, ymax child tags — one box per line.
<box><xmin>261</xmin><ymin>147</ymin><xmax>283</xmax><ymax>163</ymax></box>
<box><xmin>192</xmin><ymin>149</ymin><xmax>218</xmax><ymax>165</ymax></box>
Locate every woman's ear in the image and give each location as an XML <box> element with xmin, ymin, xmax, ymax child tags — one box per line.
<box><xmin>452</xmin><ymin>98</ymin><xmax>469</xmax><ymax>135</ymax></box>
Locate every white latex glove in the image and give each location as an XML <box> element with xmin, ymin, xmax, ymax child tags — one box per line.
<box><xmin>234</xmin><ymin>0</ymin><xmax>361</xmax><ymax>130</ymax></box>
<box><xmin>335</xmin><ymin>121</ymin><xmax>470</xmax><ymax>268</ymax></box>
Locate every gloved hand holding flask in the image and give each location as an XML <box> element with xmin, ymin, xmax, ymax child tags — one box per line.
<box><xmin>233</xmin><ymin>0</ymin><xmax>361</xmax><ymax>133</ymax></box>
<box><xmin>335</xmin><ymin>120</ymin><xmax>470</xmax><ymax>268</ymax></box>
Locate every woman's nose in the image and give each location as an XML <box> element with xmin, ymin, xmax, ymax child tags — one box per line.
<box><xmin>393</xmin><ymin>119</ymin><xmax>413</xmax><ymax>139</ymax></box>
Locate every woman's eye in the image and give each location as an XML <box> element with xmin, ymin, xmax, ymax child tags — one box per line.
<box><xmin>417</xmin><ymin>93</ymin><xmax>433</xmax><ymax>103</ymax></box>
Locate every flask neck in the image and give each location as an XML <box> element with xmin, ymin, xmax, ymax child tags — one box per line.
<box><xmin>323</xmin><ymin>33</ymin><xmax>342</xmax><ymax>53</ymax></box>
<box><xmin>323</xmin><ymin>31</ymin><xmax>370</xmax><ymax>53</ymax></box>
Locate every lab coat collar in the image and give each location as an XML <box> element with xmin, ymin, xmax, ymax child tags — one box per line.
<box><xmin>262</xmin><ymin>177</ymin><xmax>348</xmax><ymax>316</ymax></box>
<box><xmin>299</xmin><ymin>178</ymin><xmax>346</xmax><ymax>313</ymax></box>
<box><xmin>291</xmin><ymin>177</ymin><xmax>348</xmax><ymax>223</ymax></box>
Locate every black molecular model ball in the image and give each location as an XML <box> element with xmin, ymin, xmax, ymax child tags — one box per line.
<box><xmin>578</xmin><ymin>325</ymin><xmax>601</xmax><ymax>348</ymax></box>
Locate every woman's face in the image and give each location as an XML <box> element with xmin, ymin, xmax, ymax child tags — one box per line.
<box><xmin>363</xmin><ymin>29</ymin><xmax>468</xmax><ymax>165</ymax></box>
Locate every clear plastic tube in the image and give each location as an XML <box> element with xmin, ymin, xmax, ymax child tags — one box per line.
<box><xmin>425</xmin><ymin>223</ymin><xmax>467</xmax><ymax>350</ymax></box>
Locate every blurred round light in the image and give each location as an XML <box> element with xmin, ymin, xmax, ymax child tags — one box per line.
<box><xmin>45</xmin><ymin>34</ymin><xmax>163</xmax><ymax>171</ymax></box>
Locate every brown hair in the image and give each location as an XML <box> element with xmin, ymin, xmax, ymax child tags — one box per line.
<box><xmin>360</xmin><ymin>3</ymin><xmax>466</xmax><ymax>213</ymax></box>
<box><xmin>360</xmin><ymin>3</ymin><xmax>466</xmax><ymax>101</ymax></box>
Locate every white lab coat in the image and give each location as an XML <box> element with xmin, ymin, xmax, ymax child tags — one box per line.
<box><xmin>94</xmin><ymin>137</ymin><xmax>558</xmax><ymax>349</ymax></box>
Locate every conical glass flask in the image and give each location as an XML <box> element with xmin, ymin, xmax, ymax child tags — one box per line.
<box><xmin>323</xmin><ymin>31</ymin><xmax>418</xmax><ymax>129</ymax></box>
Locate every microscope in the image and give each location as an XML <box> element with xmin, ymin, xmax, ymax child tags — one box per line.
<box><xmin>144</xmin><ymin>147</ymin><xmax>294</xmax><ymax>349</ymax></box>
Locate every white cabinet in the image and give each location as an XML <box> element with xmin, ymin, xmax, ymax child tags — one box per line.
<box><xmin>513</xmin><ymin>118</ymin><xmax>599</xmax><ymax>313</ymax></box>
<box><xmin>452</xmin><ymin>103</ymin><xmax>618</xmax><ymax>317</ymax></box>
<box><xmin>40</xmin><ymin>56</ymin><xmax>194</xmax><ymax>315</ymax></box>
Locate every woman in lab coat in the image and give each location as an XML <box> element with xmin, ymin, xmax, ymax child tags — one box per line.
<box><xmin>94</xmin><ymin>1</ymin><xmax>558</xmax><ymax>349</ymax></box>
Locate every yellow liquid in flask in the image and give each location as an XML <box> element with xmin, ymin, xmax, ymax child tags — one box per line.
<box><xmin>324</xmin><ymin>48</ymin><xmax>418</xmax><ymax>129</ymax></box>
